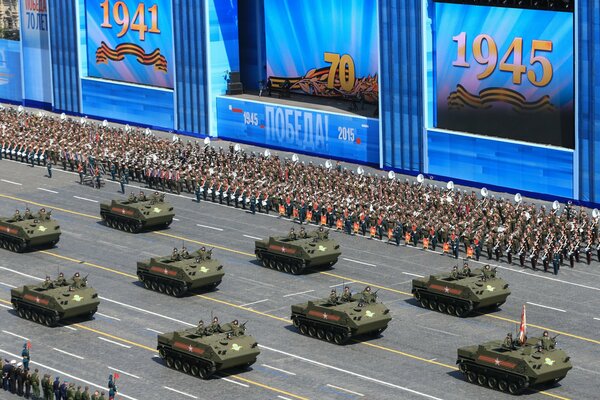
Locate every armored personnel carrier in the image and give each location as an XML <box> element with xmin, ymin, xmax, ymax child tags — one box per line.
<box><xmin>290</xmin><ymin>289</ymin><xmax>391</xmax><ymax>344</ymax></box>
<box><xmin>457</xmin><ymin>333</ymin><xmax>572</xmax><ymax>394</ymax></box>
<box><xmin>100</xmin><ymin>194</ymin><xmax>174</xmax><ymax>233</ymax></box>
<box><xmin>254</xmin><ymin>228</ymin><xmax>341</xmax><ymax>274</ymax></box>
<box><xmin>137</xmin><ymin>247</ymin><xmax>224</xmax><ymax>297</ymax></box>
<box><xmin>157</xmin><ymin>320</ymin><xmax>260</xmax><ymax>379</ymax></box>
<box><xmin>10</xmin><ymin>274</ymin><xmax>100</xmax><ymax>327</ymax></box>
<box><xmin>0</xmin><ymin>210</ymin><xmax>61</xmax><ymax>252</ymax></box>
<box><xmin>411</xmin><ymin>265</ymin><xmax>510</xmax><ymax>317</ymax></box>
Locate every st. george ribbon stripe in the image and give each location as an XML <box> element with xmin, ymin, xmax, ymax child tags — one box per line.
<box><xmin>96</xmin><ymin>41</ymin><xmax>168</xmax><ymax>73</ymax></box>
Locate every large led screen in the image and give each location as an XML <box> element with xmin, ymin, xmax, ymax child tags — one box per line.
<box><xmin>434</xmin><ymin>3</ymin><xmax>574</xmax><ymax>148</ymax></box>
<box><xmin>85</xmin><ymin>0</ymin><xmax>174</xmax><ymax>88</ymax></box>
<box><xmin>265</xmin><ymin>0</ymin><xmax>378</xmax><ymax>102</ymax></box>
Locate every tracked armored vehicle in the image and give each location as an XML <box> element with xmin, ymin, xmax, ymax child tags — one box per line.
<box><xmin>291</xmin><ymin>291</ymin><xmax>391</xmax><ymax>344</ymax></box>
<box><xmin>0</xmin><ymin>212</ymin><xmax>61</xmax><ymax>252</ymax></box>
<box><xmin>100</xmin><ymin>196</ymin><xmax>174</xmax><ymax>233</ymax></box>
<box><xmin>254</xmin><ymin>229</ymin><xmax>341</xmax><ymax>274</ymax></box>
<box><xmin>457</xmin><ymin>334</ymin><xmax>572</xmax><ymax>394</ymax></box>
<box><xmin>157</xmin><ymin>321</ymin><xmax>260</xmax><ymax>379</ymax></box>
<box><xmin>11</xmin><ymin>276</ymin><xmax>100</xmax><ymax>327</ymax></box>
<box><xmin>411</xmin><ymin>265</ymin><xmax>510</xmax><ymax>317</ymax></box>
<box><xmin>137</xmin><ymin>248</ymin><xmax>224</xmax><ymax>297</ymax></box>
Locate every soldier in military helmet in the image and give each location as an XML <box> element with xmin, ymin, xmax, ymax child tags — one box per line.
<box><xmin>72</xmin><ymin>272</ymin><xmax>82</xmax><ymax>289</ymax></box>
<box><xmin>171</xmin><ymin>248</ymin><xmax>180</xmax><ymax>261</ymax></box>
<box><xmin>138</xmin><ymin>191</ymin><xmax>147</xmax><ymax>202</ymax></box>
<box><xmin>23</xmin><ymin>208</ymin><xmax>32</xmax><ymax>220</ymax></box>
<box><xmin>55</xmin><ymin>272</ymin><xmax>67</xmax><ymax>287</ymax></box>
<box><xmin>340</xmin><ymin>286</ymin><xmax>352</xmax><ymax>302</ymax></box>
<box><xmin>328</xmin><ymin>289</ymin><xmax>339</xmax><ymax>305</ymax></box>
<box><xmin>127</xmin><ymin>192</ymin><xmax>137</xmax><ymax>203</ymax></box>
<box><xmin>180</xmin><ymin>246</ymin><xmax>190</xmax><ymax>259</ymax></box>
<box><xmin>540</xmin><ymin>330</ymin><xmax>556</xmax><ymax>350</ymax></box>
<box><xmin>42</xmin><ymin>276</ymin><xmax>53</xmax><ymax>290</ymax></box>
<box><xmin>462</xmin><ymin>262</ymin><xmax>471</xmax><ymax>277</ymax></box>
<box><xmin>230</xmin><ymin>319</ymin><xmax>245</xmax><ymax>336</ymax></box>
<box><xmin>198</xmin><ymin>246</ymin><xmax>207</xmax><ymax>260</ymax></box>
<box><xmin>38</xmin><ymin>208</ymin><xmax>48</xmax><ymax>221</ymax></box>
<box><xmin>288</xmin><ymin>227</ymin><xmax>296</xmax><ymax>240</ymax></box>
<box><xmin>13</xmin><ymin>209</ymin><xmax>22</xmax><ymax>221</ymax></box>
<box><xmin>504</xmin><ymin>332</ymin><xmax>514</xmax><ymax>348</ymax></box>
<box><xmin>450</xmin><ymin>265</ymin><xmax>460</xmax><ymax>279</ymax></box>
<box><xmin>209</xmin><ymin>316</ymin><xmax>222</xmax><ymax>334</ymax></box>
<box><xmin>195</xmin><ymin>320</ymin><xmax>206</xmax><ymax>336</ymax></box>
<box><xmin>298</xmin><ymin>227</ymin><xmax>308</xmax><ymax>239</ymax></box>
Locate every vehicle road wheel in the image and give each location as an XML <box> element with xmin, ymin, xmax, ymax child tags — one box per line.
<box><xmin>165</xmin><ymin>286</ymin><xmax>173</xmax><ymax>296</ymax></box>
<box><xmin>446</xmin><ymin>304</ymin><xmax>455</xmax><ymax>315</ymax></box>
<box><xmin>308</xmin><ymin>326</ymin><xmax>316</xmax><ymax>337</ymax></box>
<box><xmin>291</xmin><ymin>317</ymin><xmax>300</xmax><ymax>328</ymax></box>
<box><xmin>316</xmin><ymin>328</ymin><xmax>325</xmax><ymax>340</ymax></box>
<box><xmin>487</xmin><ymin>377</ymin><xmax>497</xmax><ymax>389</ymax></box>
<box><xmin>182</xmin><ymin>362</ymin><xmax>191</xmax><ymax>374</ymax></box>
<box><xmin>284</xmin><ymin>263</ymin><xmax>291</xmax><ymax>273</ymax></box>
<box><xmin>158</xmin><ymin>283</ymin><xmax>166</xmax><ymax>293</ymax></box>
<box><xmin>190</xmin><ymin>365</ymin><xmax>199</xmax><ymax>376</ymax></box>
<box><xmin>333</xmin><ymin>334</ymin><xmax>345</xmax><ymax>345</ymax></box>
<box><xmin>158</xmin><ymin>348</ymin><xmax>167</xmax><ymax>359</ymax></box>
<box><xmin>44</xmin><ymin>315</ymin><xmax>54</xmax><ymax>327</ymax></box>
<box><xmin>498</xmin><ymin>380</ymin><xmax>508</xmax><ymax>392</ymax></box>
<box><xmin>174</xmin><ymin>359</ymin><xmax>182</xmax><ymax>370</ymax></box>
<box><xmin>172</xmin><ymin>285</ymin><xmax>183</xmax><ymax>297</ymax></box>
<box><xmin>144</xmin><ymin>280</ymin><xmax>152</xmax><ymax>289</ymax></box>
<box><xmin>198</xmin><ymin>367</ymin><xmax>210</xmax><ymax>380</ymax></box>
<box><xmin>419</xmin><ymin>298</ymin><xmax>429</xmax><ymax>308</ymax></box>
<box><xmin>276</xmin><ymin>261</ymin><xmax>284</xmax><ymax>271</ymax></box>
<box><xmin>25</xmin><ymin>309</ymin><xmax>32</xmax><ymax>320</ymax></box>
<box><xmin>31</xmin><ymin>312</ymin><xmax>39</xmax><ymax>323</ymax></box>
<box><xmin>508</xmin><ymin>383</ymin><xmax>520</xmax><ymax>395</ymax></box>
<box><xmin>18</xmin><ymin>308</ymin><xmax>25</xmax><ymax>318</ymax></box>
<box><xmin>290</xmin><ymin>264</ymin><xmax>301</xmax><ymax>275</ymax></box>
<box><xmin>466</xmin><ymin>371</ymin><xmax>477</xmax><ymax>383</ymax></box>
<box><xmin>477</xmin><ymin>374</ymin><xmax>487</xmax><ymax>386</ymax></box>
<box><xmin>299</xmin><ymin>324</ymin><xmax>308</xmax><ymax>335</ymax></box>
<box><xmin>437</xmin><ymin>302</ymin><xmax>446</xmax><ymax>313</ymax></box>
<box><xmin>166</xmin><ymin>357</ymin><xmax>174</xmax><ymax>368</ymax></box>
<box><xmin>455</xmin><ymin>305</ymin><xmax>466</xmax><ymax>317</ymax></box>
<box><xmin>325</xmin><ymin>331</ymin><xmax>334</xmax><ymax>342</ymax></box>
<box><xmin>429</xmin><ymin>299</ymin><xmax>437</xmax><ymax>311</ymax></box>
<box><xmin>151</xmin><ymin>281</ymin><xmax>159</xmax><ymax>291</ymax></box>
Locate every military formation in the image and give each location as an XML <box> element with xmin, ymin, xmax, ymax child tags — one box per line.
<box><xmin>1</xmin><ymin>106</ymin><xmax>598</xmax><ymax>276</ymax></box>
<box><xmin>0</xmin><ymin>105</ymin><xmax>585</xmax><ymax>396</ymax></box>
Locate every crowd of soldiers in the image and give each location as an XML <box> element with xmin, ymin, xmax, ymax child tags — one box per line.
<box><xmin>1</xmin><ymin>345</ymin><xmax>117</xmax><ymax>399</ymax></box>
<box><xmin>327</xmin><ymin>285</ymin><xmax>378</xmax><ymax>306</ymax></box>
<box><xmin>194</xmin><ymin>316</ymin><xmax>246</xmax><ymax>339</ymax></box>
<box><xmin>41</xmin><ymin>272</ymin><xmax>87</xmax><ymax>291</ymax></box>
<box><xmin>2</xmin><ymin>107</ymin><xmax>599</xmax><ymax>275</ymax></box>
<box><xmin>11</xmin><ymin>208</ymin><xmax>52</xmax><ymax>222</ymax></box>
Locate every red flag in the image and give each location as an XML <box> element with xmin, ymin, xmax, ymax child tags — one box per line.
<box><xmin>518</xmin><ymin>304</ymin><xmax>527</xmax><ymax>345</ymax></box>
<box><xmin>26</xmin><ymin>341</ymin><xmax>31</xmax><ymax>350</ymax></box>
<box><xmin>113</xmin><ymin>373</ymin><xmax>120</xmax><ymax>380</ymax></box>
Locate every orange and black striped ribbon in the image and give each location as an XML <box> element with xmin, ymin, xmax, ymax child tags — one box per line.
<box><xmin>95</xmin><ymin>41</ymin><xmax>168</xmax><ymax>73</ymax></box>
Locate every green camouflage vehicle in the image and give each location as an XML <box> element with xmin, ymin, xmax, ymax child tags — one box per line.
<box><xmin>254</xmin><ymin>228</ymin><xmax>341</xmax><ymax>274</ymax></box>
<box><xmin>157</xmin><ymin>321</ymin><xmax>260</xmax><ymax>379</ymax></box>
<box><xmin>457</xmin><ymin>333</ymin><xmax>572</xmax><ymax>394</ymax></box>
<box><xmin>291</xmin><ymin>289</ymin><xmax>391</xmax><ymax>344</ymax></box>
<box><xmin>137</xmin><ymin>248</ymin><xmax>224</xmax><ymax>297</ymax></box>
<box><xmin>100</xmin><ymin>195</ymin><xmax>174</xmax><ymax>233</ymax></box>
<box><xmin>411</xmin><ymin>265</ymin><xmax>510</xmax><ymax>317</ymax></box>
<box><xmin>10</xmin><ymin>274</ymin><xmax>100</xmax><ymax>327</ymax></box>
<box><xmin>0</xmin><ymin>210</ymin><xmax>61</xmax><ymax>252</ymax></box>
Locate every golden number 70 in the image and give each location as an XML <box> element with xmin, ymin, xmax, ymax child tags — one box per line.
<box><xmin>324</xmin><ymin>52</ymin><xmax>356</xmax><ymax>92</ymax></box>
<box><xmin>452</xmin><ymin>32</ymin><xmax>553</xmax><ymax>87</ymax></box>
<box><xmin>100</xmin><ymin>0</ymin><xmax>161</xmax><ymax>41</ymax></box>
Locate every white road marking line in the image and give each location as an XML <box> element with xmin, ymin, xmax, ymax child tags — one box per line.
<box><xmin>99</xmin><ymin>297</ymin><xmax>194</xmax><ymax>327</ymax></box>
<box><xmin>594</xmin><ymin>317</ymin><xmax>600</xmax><ymax>321</ymax></box>
<box><xmin>402</xmin><ymin>272</ymin><xmax>424</xmax><ymax>278</ymax></box>
<box><xmin>0</xmin><ymin>266</ymin><xmax>43</xmax><ymax>281</ymax></box>
<box><xmin>327</xmin><ymin>384</ymin><xmax>364</xmax><ymax>397</ymax></box>
<box><xmin>2</xmin><ymin>330</ymin><xmax>29</xmax><ymax>341</ymax></box>
<box><xmin>278</xmin><ymin>396</ymin><xmax>293</xmax><ymax>400</ymax></box>
<box><xmin>429</xmin><ymin>358</ymin><xmax>437</xmax><ymax>362</ymax></box>
<box><xmin>97</xmin><ymin>337</ymin><xmax>131</xmax><ymax>349</ymax></box>
<box><xmin>526</xmin><ymin>302</ymin><xmax>566</xmax><ymax>313</ymax></box>
<box><xmin>260</xmin><ymin>345</ymin><xmax>444</xmax><ymax>400</ymax></box>
<box><xmin>61</xmin><ymin>326</ymin><xmax>78</xmax><ymax>331</ymax></box>
<box><xmin>0</xmin><ymin>348</ymin><xmax>138</xmax><ymax>400</ymax></box>
<box><xmin>73</xmin><ymin>196</ymin><xmax>98</xmax><ymax>203</ymax></box>
<box><xmin>37</xmin><ymin>187</ymin><xmax>58</xmax><ymax>194</ymax></box>
<box><xmin>196</xmin><ymin>223</ymin><xmax>224</xmax><ymax>231</ymax></box>
<box><xmin>172</xmin><ymin>218</ymin><xmax>180</xmax><ymax>221</ymax></box>
<box><xmin>163</xmin><ymin>386</ymin><xmax>198</xmax><ymax>398</ymax></box>
<box><xmin>1</xmin><ymin>179</ymin><xmax>22</xmax><ymax>186</ymax></box>
<box><xmin>243</xmin><ymin>234</ymin><xmax>262</xmax><ymax>240</ymax></box>
<box><xmin>329</xmin><ymin>281</ymin><xmax>355</xmax><ymax>288</ymax></box>
<box><xmin>261</xmin><ymin>364</ymin><xmax>296</xmax><ymax>375</ymax></box>
<box><xmin>342</xmin><ymin>258</ymin><xmax>376</xmax><ymax>267</ymax></box>
<box><xmin>0</xmin><ymin>281</ymin><xmax>17</xmax><ymax>288</ymax></box>
<box><xmin>283</xmin><ymin>290</ymin><xmax>315</xmax><ymax>297</ymax></box>
<box><xmin>96</xmin><ymin>312</ymin><xmax>121</xmax><ymax>321</ymax></box>
<box><xmin>573</xmin><ymin>365</ymin><xmax>600</xmax><ymax>375</ymax></box>
<box><xmin>239</xmin><ymin>298</ymin><xmax>269</xmax><ymax>307</ymax></box>
<box><xmin>419</xmin><ymin>326</ymin><xmax>459</xmax><ymax>337</ymax></box>
<box><xmin>107</xmin><ymin>366</ymin><xmax>141</xmax><ymax>379</ymax></box>
<box><xmin>145</xmin><ymin>328</ymin><xmax>164</xmax><ymax>334</ymax></box>
<box><xmin>220</xmin><ymin>377</ymin><xmax>249</xmax><ymax>388</ymax></box>
<box><xmin>0</xmin><ymin>304</ymin><xmax>11</xmax><ymax>309</ymax></box>
<box><xmin>53</xmin><ymin>348</ymin><xmax>84</xmax><ymax>360</ymax></box>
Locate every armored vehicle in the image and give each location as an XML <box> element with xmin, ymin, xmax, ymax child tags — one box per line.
<box><xmin>137</xmin><ymin>247</ymin><xmax>224</xmax><ymax>297</ymax></box>
<box><xmin>291</xmin><ymin>289</ymin><xmax>391</xmax><ymax>344</ymax></box>
<box><xmin>254</xmin><ymin>228</ymin><xmax>341</xmax><ymax>274</ymax></box>
<box><xmin>100</xmin><ymin>194</ymin><xmax>174</xmax><ymax>233</ymax></box>
<box><xmin>0</xmin><ymin>210</ymin><xmax>61</xmax><ymax>252</ymax></box>
<box><xmin>411</xmin><ymin>265</ymin><xmax>510</xmax><ymax>317</ymax></box>
<box><xmin>10</xmin><ymin>274</ymin><xmax>100</xmax><ymax>327</ymax></box>
<box><xmin>457</xmin><ymin>333</ymin><xmax>572</xmax><ymax>394</ymax></box>
<box><xmin>157</xmin><ymin>320</ymin><xmax>260</xmax><ymax>379</ymax></box>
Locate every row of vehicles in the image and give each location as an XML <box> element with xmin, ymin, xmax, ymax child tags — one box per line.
<box><xmin>2</xmin><ymin>195</ymin><xmax>572</xmax><ymax>394</ymax></box>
